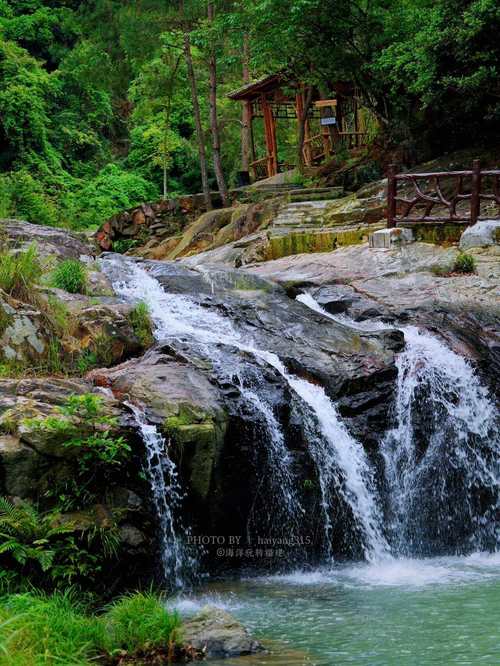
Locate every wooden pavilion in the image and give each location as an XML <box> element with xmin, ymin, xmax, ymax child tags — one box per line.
<box><xmin>228</xmin><ymin>73</ymin><xmax>370</xmax><ymax>181</ymax></box>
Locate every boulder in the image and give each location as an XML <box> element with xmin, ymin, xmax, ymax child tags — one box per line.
<box><xmin>182</xmin><ymin>606</ymin><xmax>264</xmax><ymax>659</ymax></box>
<box><xmin>0</xmin><ymin>219</ymin><xmax>93</xmax><ymax>261</ymax></box>
<box><xmin>0</xmin><ymin>291</ymin><xmax>47</xmax><ymax>362</ymax></box>
<box><xmin>459</xmin><ymin>219</ymin><xmax>500</xmax><ymax>250</ymax></box>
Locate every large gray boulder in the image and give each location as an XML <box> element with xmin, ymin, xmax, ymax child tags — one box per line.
<box><xmin>459</xmin><ymin>219</ymin><xmax>500</xmax><ymax>250</ymax></box>
<box><xmin>182</xmin><ymin>606</ymin><xmax>264</xmax><ymax>659</ymax></box>
<box><xmin>0</xmin><ymin>219</ymin><xmax>94</xmax><ymax>261</ymax></box>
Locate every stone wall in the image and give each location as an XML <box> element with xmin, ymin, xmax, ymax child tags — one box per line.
<box><xmin>95</xmin><ymin>193</ymin><xmax>224</xmax><ymax>251</ymax></box>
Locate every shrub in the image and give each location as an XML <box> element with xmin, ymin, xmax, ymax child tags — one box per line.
<box><xmin>128</xmin><ymin>301</ymin><xmax>154</xmax><ymax>348</ymax></box>
<box><xmin>0</xmin><ymin>497</ymin><xmax>122</xmax><ymax>589</ymax></box>
<box><xmin>113</xmin><ymin>239</ymin><xmax>137</xmax><ymax>254</ymax></box>
<box><xmin>453</xmin><ymin>252</ymin><xmax>476</xmax><ymax>274</ymax></box>
<box><xmin>51</xmin><ymin>259</ymin><xmax>87</xmax><ymax>293</ymax></box>
<box><xmin>0</xmin><ymin>245</ymin><xmax>42</xmax><ymax>300</ymax></box>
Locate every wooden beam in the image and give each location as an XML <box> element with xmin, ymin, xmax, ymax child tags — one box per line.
<box><xmin>314</xmin><ymin>99</ymin><xmax>337</xmax><ymax>108</ymax></box>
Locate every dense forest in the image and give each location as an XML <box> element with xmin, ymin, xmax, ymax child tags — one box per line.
<box><xmin>1</xmin><ymin>0</ymin><xmax>499</xmax><ymax>230</ymax></box>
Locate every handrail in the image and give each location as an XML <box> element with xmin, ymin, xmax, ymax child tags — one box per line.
<box><xmin>387</xmin><ymin>160</ymin><xmax>500</xmax><ymax>228</ymax></box>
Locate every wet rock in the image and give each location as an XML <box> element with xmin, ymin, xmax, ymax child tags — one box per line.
<box><xmin>182</xmin><ymin>606</ymin><xmax>264</xmax><ymax>659</ymax></box>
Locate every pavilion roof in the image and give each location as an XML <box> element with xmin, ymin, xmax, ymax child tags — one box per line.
<box><xmin>227</xmin><ymin>72</ymin><xmax>292</xmax><ymax>101</ymax></box>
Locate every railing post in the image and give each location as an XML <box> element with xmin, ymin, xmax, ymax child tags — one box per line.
<box><xmin>471</xmin><ymin>159</ymin><xmax>481</xmax><ymax>225</ymax></box>
<box><xmin>387</xmin><ymin>163</ymin><xmax>397</xmax><ymax>228</ymax></box>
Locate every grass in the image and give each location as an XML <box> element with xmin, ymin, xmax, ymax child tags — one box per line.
<box><xmin>0</xmin><ymin>591</ymin><xmax>181</xmax><ymax>665</ymax></box>
<box><xmin>51</xmin><ymin>259</ymin><xmax>87</xmax><ymax>294</ymax></box>
<box><xmin>453</xmin><ymin>251</ymin><xmax>476</xmax><ymax>274</ymax></box>
<box><xmin>128</xmin><ymin>302</ymin><xmax>154</xmax><ymax>348</ymax></box>
<box><xmin>0</xmin><ymin>245</ymin><xmax>42</xmax><ymax>301</ymax></box>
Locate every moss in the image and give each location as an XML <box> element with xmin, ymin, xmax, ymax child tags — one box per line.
<box><xmin>266</xmin><ymin>226</ymin><xmax>380</xmax><ymax>260</ymax></box>
<box><xmin>411</xmin><ymin>223</ymin><xmax>464</xmax><ymax>245</ymax></box>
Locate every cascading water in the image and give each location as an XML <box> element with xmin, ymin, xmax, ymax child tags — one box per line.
<box><xmin>381</xmin><ymin>326</ymin><xmax>499</xmax><ymax>555</ymax></box>
<box><xmin>297</xmin><ymin>292</ymin><xmax>500</xmax><ymax>557</ymax></box>
<box><xmin>103</xmin><ymin>256</ymin><xmax>389</xmax><ymax>567</ymax></box>
<box><xmin>127</xmin><ymin>403</ymin><xmax>193</xmax><ymax>588</ymax></box>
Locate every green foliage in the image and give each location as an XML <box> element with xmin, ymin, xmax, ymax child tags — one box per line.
<box><xmin>0</xmin><ymin>591</ymin><xmax>105</xmax><ymax>666</ymax></box>
<box><xmin>0</xmin><ymin>590</ymin><xmax>181</xmax><ymax>665</ymax></box>
<box><xmin>25</xmin><ymin>394</ymin><xmax>131</xmax><ymax>474</ymax></box>
<box><xmin>103</xmin><ymin>591</ymin><xmax>181</xmax><ymax>654</ymax></box>
<box><xmin>454</xmin><ymin>252</ymin><xmax>476</xmax><ymax>274</ymax></box>
<box><xmin>0</xmin><ymin>498</ymin><xmax>120</xmax><ymax>588</ymax></box>
<box><xmin>0</xmin><ymin>244</ymin><xmax>42</xmax><ymax>300</ymax></box>
<box><xmin>112</xmin><ymin>238</ymin><xmax>137</xmax><ymax>254</ymax></box>
<box><xmin>128</xmin><ymin>301</ymin><xmax>154</xmax><ymax>348</ymax></box>
<box><xmin>51</xmin><ymin>259</ymin><xmax>87</xmax><ymax>294</ymax></box>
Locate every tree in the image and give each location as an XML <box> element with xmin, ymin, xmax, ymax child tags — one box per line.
<box><xmin>207</xmin><ymin>1</ymin><xmax>229</xmax><ymax>205</ymax></box>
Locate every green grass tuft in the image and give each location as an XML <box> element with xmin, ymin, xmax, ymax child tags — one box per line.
<box><xmin>128</xmin><ymin>301</ymin><xmax>154</xmax><ymax>348</ymax></box>
<box><xmin>453</xmin><ymin>252</ymin><xmax>476</xmax><ymax>274</ymax></box>
<box><xmin>0</xmin><ymin>590</ymin><xmax>181</xmax><ymax>665</ymax></box>
<box><xmin>0</xmin><ymin>245</ymin><xmax>42</xmax><ymax>301</ymax></box>
<box><xmin>51</xmin><ymin>260</ymin><xmax>87</xmax><ymax>294</ymax></box>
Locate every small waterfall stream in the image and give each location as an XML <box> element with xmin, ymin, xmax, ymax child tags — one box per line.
<box><xmin>103</xmin><ymin>256</ymin><xmax>389</xmax><ymax>571</ymax></box>
<box><xmin>127</xmin><ymin>403</ymin><xmax>193</xmax><ymax>587</ymax></box>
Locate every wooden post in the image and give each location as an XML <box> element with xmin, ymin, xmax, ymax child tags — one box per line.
<box><xmin>471</xmin><ymin>159</ymin><xmax>481</xmax><ymax>225</ymax></box>
<box><xmin>261</xmin><ymin>94</ymin><xmax>278</xmax><ymax>177</ymax></box>
<box><xmin>387</xmin><ymin>164</ymin><xmax>397</xmax><ymax>228</ymax></box>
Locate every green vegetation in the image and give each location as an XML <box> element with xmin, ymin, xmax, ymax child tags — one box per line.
<box><xmin>25</xmin><ymin>394</ymin><xmax>131</xmax><ymax>474</ymax></box>
<box><xmin>0</xmin><ymin>497</ymin><xmax>120</xmax><ymax>589</ymax></box>
<box><xmin>51</xmin><ymin>259</ymin><xmax>87</xmax><ymax>294</ymax></box>
<box><xmin>1</xmin><ymin>1</ymin><xmax>497</xmax><ymax>230</ymax></box>
<box><xmin>128</xmin><ymin>301</ymin><xmax>154</xmax><ymax>348</ymax></box>
<box><xmin>454</xmin><ymin>252</ymin><xmax>476</xmax><ymax>274</ymax></box>
<box><xmin>0</xmin><ymin>591</ymin><xmax>181</xmax><ymax>665</ymax></box>
<box><xmin>0</xmin><ymin>245</ymin><xmax>42</xmax><ymax>300</ymax></box>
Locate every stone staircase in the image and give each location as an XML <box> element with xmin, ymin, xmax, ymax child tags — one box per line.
<box><xmin>266</xmin><ymin>188</ymin><xmax>386</xmax><ymax>260</ymax></box>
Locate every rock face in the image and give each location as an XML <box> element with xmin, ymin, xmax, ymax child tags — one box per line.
<box><xmin>92</xmin><ymin>255</ymin><xmax>405</xmax><ymax>565</ymax></box>
<box><xmin>182</xmin><ymin>606</ymin><xmax>264</xmax><ymax>659</ymax></box>
<box><xmin>243</xmin><ymin>242</ymin><xmax>500</xmax><ymax>396</ymax></box>
<box><xmin>0</xmin><ymin>219</ymin><xmax>93</xmax><ymax>261</ymax></box>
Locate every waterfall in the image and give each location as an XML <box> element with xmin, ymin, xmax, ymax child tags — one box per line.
<box><xmin>381</xmin><ymin>326</ymin><xmax>499</xmax><ymax>555</ymax></box>
<box><xmin>297</xmin><ymin>292</ymin><xmax>500</xmax><ymax>556</ymax></box>
<box><xmin>103</xmin><ymin>256</ymin><xmax>389</xmax><ymax>565</ymax></box>
<box><xmin>127</xmin><ymin>403</ymin><xmax>194</xmax><ymax>588</ymax></box>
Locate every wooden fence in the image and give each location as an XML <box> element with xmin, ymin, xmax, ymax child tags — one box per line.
<box><xmin>387</xmin><ymin>160</ymin><xmax>500</xmax><ymax>228</ymax></box>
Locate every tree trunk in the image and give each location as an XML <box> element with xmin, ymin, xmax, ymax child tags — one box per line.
<box><xmin>208</xmin><ymin>1</ymin><xmax>229</xmax><ymax>206</ymax></box>
<box><xmin>297</xmin><ymin>86</ymin><xmax>313</xmax><ymax>173</ymax></box>
<box><xmin>241</xmin><ymin>33</ymin><xmax>251</xmax><ymax>173</ymax></box>
<box><xmin>183</xmin><ymin>31</ymin><xmax>212</xmax><ymax>210</ymax></box>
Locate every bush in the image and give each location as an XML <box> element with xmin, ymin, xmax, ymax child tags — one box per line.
<box><xmin>453</xmin><ymin>252</ymin><xmax>476</xmax><ymax>274</ymax></box>
<box><xmin>0</xmin><ymin>498</ymin><xmax>120</xmax><ymax>588</ymax></box>
<box><xmin>51</xmin><ymin>259</ymin><xmax>87</xmax><ymax>293</ymax></box>
<box><xmin>24</xmin><ymin>394</ymin><xmax>131</xmax><ymax>473</ymax></box>
<box><xmin>128</xmin><ymin>301</ymin><xmax>154</xmax><ymax>348</ymax></box>
<box><xmin>0</xmin><ymin>245</ymin><xmax>42</xmax><ymax>300</ymax></box>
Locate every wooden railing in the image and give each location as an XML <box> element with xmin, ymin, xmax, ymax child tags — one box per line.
<box><xmin>387</xmin><ymin>160</ymin><xmax>500</xmax><ymax>228</ymax></box>
<box><xmin>250</xmin><ymin>157</ymin><xmax>270</xmax><ymax>181</ymax></box>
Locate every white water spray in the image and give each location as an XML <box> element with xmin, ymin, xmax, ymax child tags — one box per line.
<box><xmin>126</xmin><ymin>403</ymin><xmax>192</xmax><ymax>587</ymax></box>
<box><xmin>104</xmin><ymin>257</ymin><xmax>389</xmax><ymax>563</ymax></box>
<box><xmin>297</xmin><ymin>292</ymin><xmax>500</xmax><ymax>555</ymax></box>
